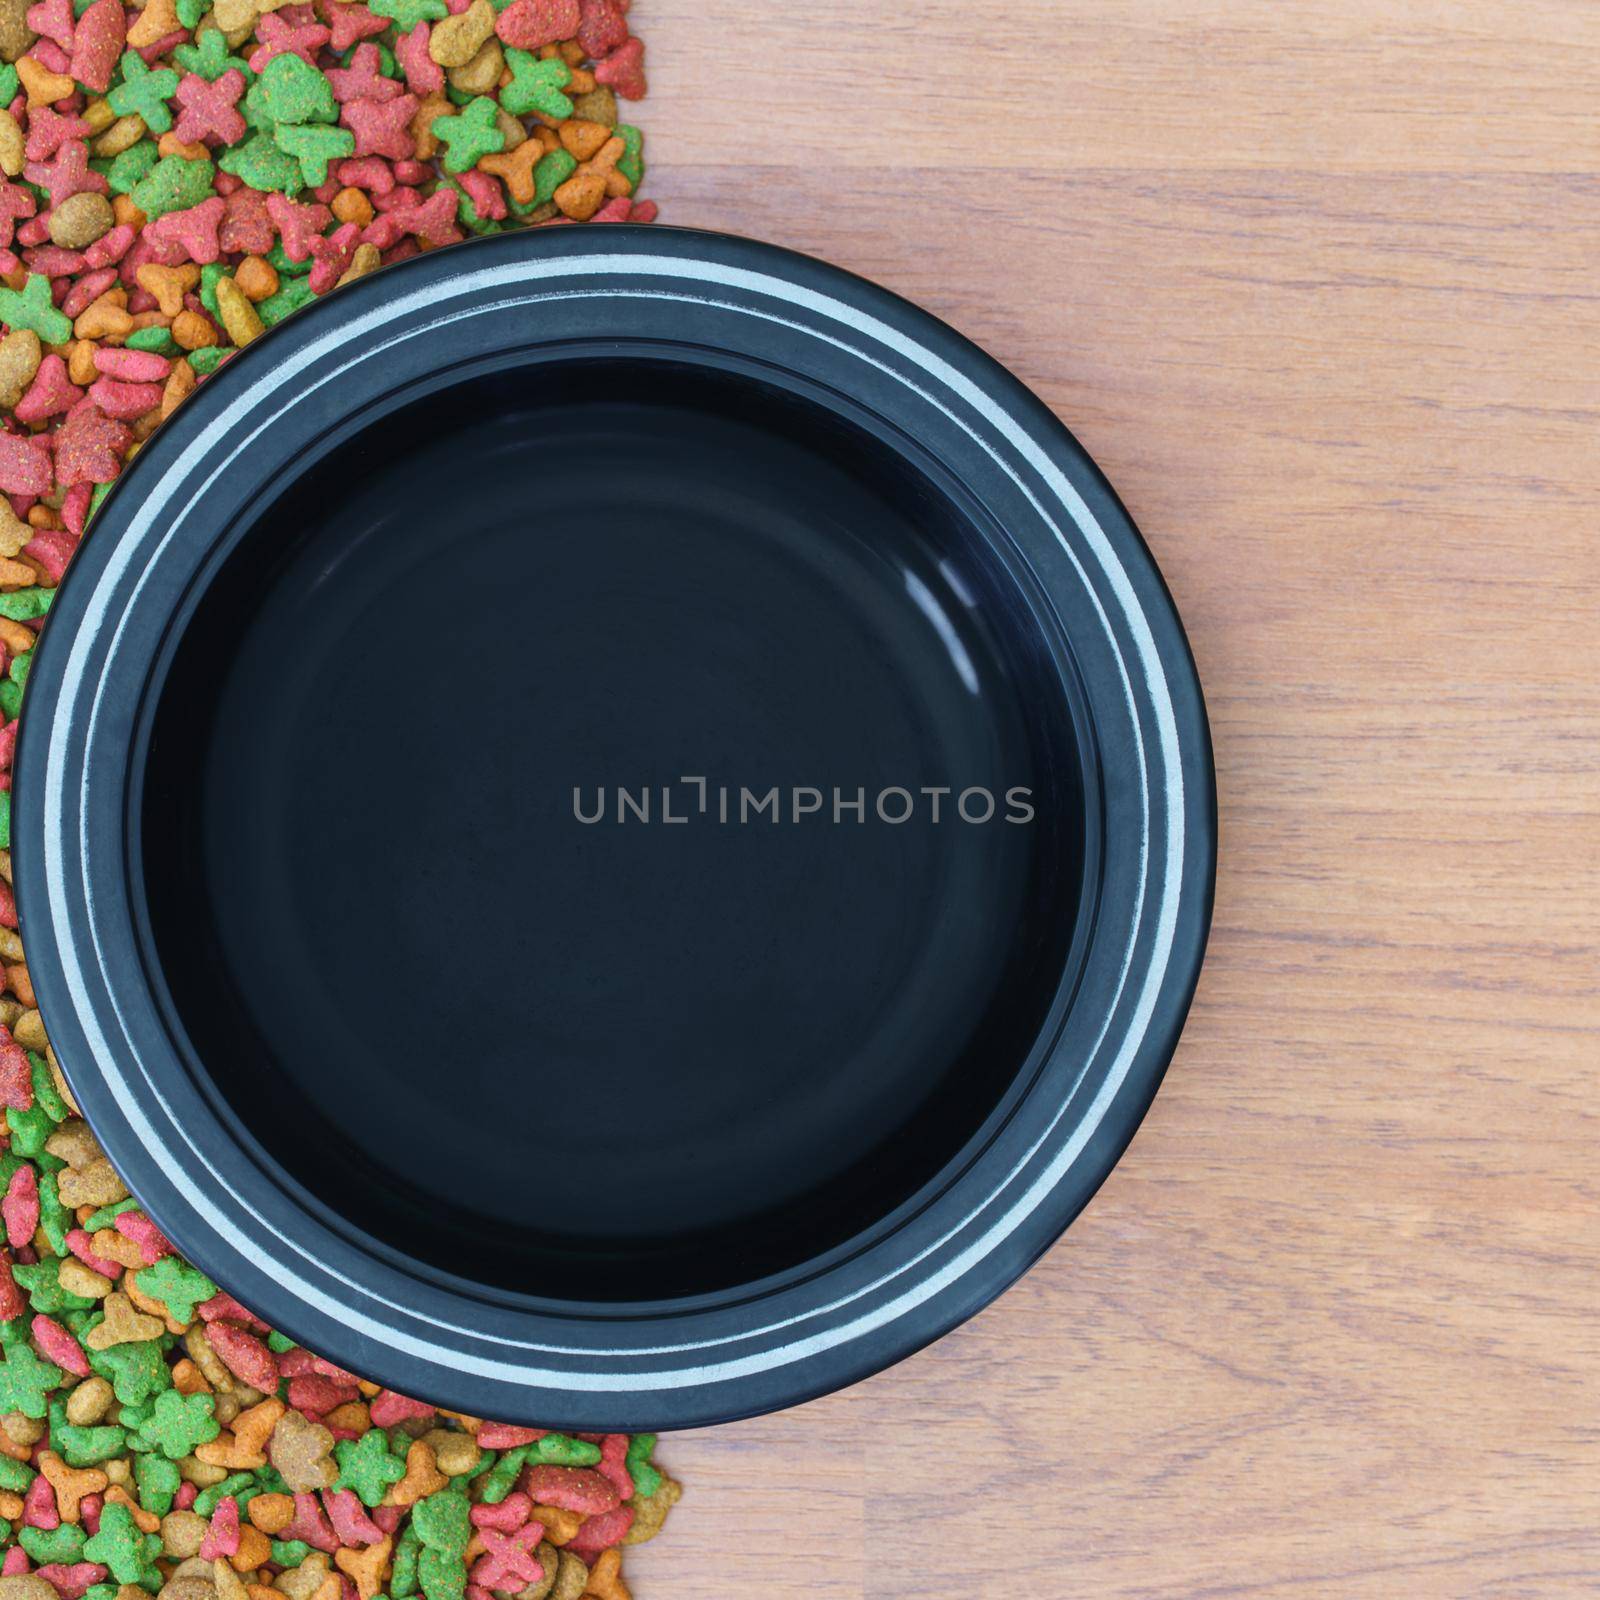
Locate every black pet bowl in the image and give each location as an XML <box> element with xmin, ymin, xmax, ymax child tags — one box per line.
<box><xmin>14</xmin><ymin>226</ymin><xmax>1214</xmax><ymax>1428</ymax></box>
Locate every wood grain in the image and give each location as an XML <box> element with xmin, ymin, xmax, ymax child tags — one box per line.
<box><xmin>621</xmin><ymin>4</ymin><xmax>1600</xmax><ymax>1595</ymax></box>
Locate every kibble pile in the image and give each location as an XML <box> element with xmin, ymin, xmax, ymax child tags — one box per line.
<box><xmin>0</xmin><ymin>0</ymin><xmax>674</xmax><ymax>1595</ymax></box>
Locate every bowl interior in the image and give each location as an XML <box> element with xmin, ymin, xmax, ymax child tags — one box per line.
<box><xmin>137</xmin><ymin>354</ymin><xmax>1090</xmax><ymax>1305</ymax></box>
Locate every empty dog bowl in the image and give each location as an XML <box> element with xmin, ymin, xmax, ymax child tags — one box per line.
<box><xmin>14</xmin><ymin>226</ymin><xmax>1215</xmax><ymax>1428</ymax></box>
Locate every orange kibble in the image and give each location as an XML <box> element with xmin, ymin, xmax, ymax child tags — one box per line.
<box><xmin>231</xmin><ymin>1524</ymin><xmax>272</xmax><ymax>1573</ymax></box>
<box><xmin>136</xmin><ymin>262</ymin><xmax>200</xmax><ymax>317</ymax></box>
<box><xmin>73</xmin><ymin>290</ymin><xmax>134</xmax><ymax>341</ymax></box>
<box><xmin>246</xmin><ymin>1492</ymin><xmax>294</xmax><ymax>1535</ymax></box>
<box><xmin>157</xmin><ymin>132</ymin><xmax>210</xmax><ymax>160</ymax></box>
<box><xmin>112</xmin><ymin>194</ymin><xmax>147</xmax><ymax>230</ymax></box>
<box><xmin>171</xmin><ymin>309</ymin><xmax>219</xmax><ymax>351</ymax></box>
<box><xmin>67</xmin><ymin>339</ymin><xmax>99</xmax><ymax>386</ymax></box>
<box><xmin>558</xmin><ymin>118</ymin><xmax>610</xmax><ymax>161</ymax></box>
<box><xmin>233</xmin><ymin>254</ymin><xmax>280</xmax><ymax>302</ymax></box>
<box><xmin>331</xmin><ymin>187</ymin><xmax>375</xmax><ymax>228</ymax></box>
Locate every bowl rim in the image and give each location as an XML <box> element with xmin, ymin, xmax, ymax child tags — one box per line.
<box><xmin>13</xmin><ymin>224</ymin><xmax>1217</xmax><ymax>1428</ymax></box>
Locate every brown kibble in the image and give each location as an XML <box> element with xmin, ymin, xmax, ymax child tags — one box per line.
<box><xmin>0</xmin><ymin>557</ymin><xmax>33</xmax><ymax>590</ymax></box>
<box><xmin>447</xmin><ymin>36</ymin><xmax>502</xmax><ymax>97</ymax></box>
<box><xmin>64</xmin><ymin>1376</ymin><xmax>115</xmax><ymax>1427</ymax></box>
<box><xmin>57</xmin><ymin>1257</ymin><xmax>114</xmax><ymax>1300</ymax></box>
<box><xmin>11</xmin><ymin>1008</ymin><xmax>46</xmax><ymax>1051</ymax></box>
<box><xmin>81</xmin><ymin>97</ymin><xmax>116</xmax><ymax>135</ymax></box>
<box><xmin>56</xmin><ymin>1157</ymin><xmax>129</xmax><ymax>1209</ymax></box>
<box><xmin>49</xmin><ymin>192</ymin><xmax>115</xmax><ymax>249</ymax></box>
<box><xmin>46</xmin><ymin>1118</ymin><xmax>105</xmax><ymax>1168</ymax></box>
<box><xmin>564</xmin><ymin>66</ymin><xmax>594</xmax><ymax>95</ymax></box>
<box><xmin>421</xmin><ymin>1428</ymin><xmax>479</xmax><ymax>1477</ymax></box>
<box><xmin>548</xmin><ymin>1551</ymin><xmax>587</xmax><ymax>1600</ymax></box>
<box><xmin>161</xmin><ymin>1510</ymin><xmax>209</xmax><ymax>1560</ymax></box>
<box><xmin>330</xmin><ymin>188</ymin><xmax>373</xmax><ymax>228</ymax></box>
<box><xmin>0</xmin><ymin>109</ymin><xmax>24</xmax><ymax>175</ymax></box>
<box><xmin>0</xmin><ymin>1577</ymin><xmax>62</xmax><ymax>1600</ymax></box>
<box><xmin>0</xmin><ymin>324</ymin><xmax>36</xmax><ymax>412</ymax></box>
<box><xmin>273</xmin><ymin>1553</ymin><xmax>338</xmax><ymax>1600</ymax></box>
<box><xmin>172</xmin><ymin>309</ymin><xmax>220</xmax><ymax>351</ymax></box>
<box><xmin>335</xmin><ymin>243</ymin><xmax>381</xmax><ymax>289</ymax></box>
<box><xmin>618</xmin><ymin>1474</ymin><xmax>680</xmax><ymax>1545</ymax></box>
<box><xmin>212</xmin><ymin>1561</ymin><xmax>249</xmax><ymax>1600</ymax></box>
<box><xmin>90</xmin><ymin>1226</ymin><xmax>146</xmax><ymax>1269</ymax></box>
<box><xmin>428</xmin><ymin>0</ymin><xmax>492</xmax><ymax>66</ymax></box>
<box><xmin>3</xmin><ymin>963</ymin><xmax>32</xmax><ymax>1008</ymax></box>
<box><xmin>267</xmin><ymin>1408</ymin><xmax>336</xmax><ymax>1493</ymax></box>
<box><xmin>568</xmin><ymin>86</ymin><xmax>617</xmax><ymax>127</ymax></box>
<box><xmin>552</xmin><ymin>170</ymin><xmax>606</xmax><ymax>221</ymax></box>
<box><xmin>85</xmin><ymin>1291</ymin><xmax>165</xmax><ymax>1348</ymax></box>
<box><xmin>93</xmin><ymin>115</ymin><xmax>148</xmax><ymax>158</ymax></box>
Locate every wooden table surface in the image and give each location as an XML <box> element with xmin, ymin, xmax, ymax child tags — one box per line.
<box><xmin>622</xmin><ymin>4</ymin><xmax>1600</xmax><ymax>1595</ymax></box>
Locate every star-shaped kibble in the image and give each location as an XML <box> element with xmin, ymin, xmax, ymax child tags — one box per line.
<box><xmin>136</xmin><ymin>1387</ymin><xmax>220</xmax><ymax>1460</ymax></box>
<box><xmin>470</xmin><ymin>1525</ymin><xmax>545</xmax><ymax>1592</ymax></box>
<box><xmin>386</xmin><ymin>185</ymin><xmax>461</xmax><ymax>248</ymax></box>
<box><xmin>333</xmin><ymin>1428</ymin><xmax>407</xmax><ymax>1507</ymax></box>
<box><xmin>132</xmin><ymin>1255</ymin><xmax>216</xmax><ymax>1324</ymax></box>
<box><xmin>51</xmin><ymin>402</ymin><xmax>132</xmax><ymax>486</ymax></box>
<box><xmin>87</xmin><ymin>1335</ymin><xmax>168</xmax><ymax>1404</ymax></box>
<box><xmin>23</xmin><ymin>139</ymin><xmax>108</xmax><ymax>210</ymax></box>
<box><xmin>324</xmin><ymin>0</ymin><xmax>388</xmax><ymax>53</ymax></box>
<box><xmin>326</xmin><ymin>41</ymin><xmax>404</xmax><ymax>103</ymax></box>
<box><xmin>0</xmin><ymin>273</ymin><xmax>71</xmax><ymax>344</ymax></box>
<box><xmin>0</xmin><ymin>1341</ymin><xmax>64</xmax><ymax>1418</ymax></box>
<box><xmin>173</xmin><ymin>67</ymin><xmax>247</xmax><ymax>145</ymax></box>
<box><xmin>247</xmin><ymin>10</ymin><xmax>332</xmax><ymax>71</ymax></box>
<box><xmin>341</xmin><ymin>90</ymin><xmax>418</xmax><ymax>159</ymax></box>
<box><xmin>430</xmin><ymin>94</ymin><xmax>503</xmax><ymax>173</ymax></box>
<box><xmin>499</xmin><ymin>47</ymin><xmax>572</xmax><ymax>118</ymax></box>
<box><xmin>22</xmin><ymin>105</ymin><xmax>89</xmax><ymax>162</ymax></box>
<box><xmin>82</xmin><ymin>1500</ymin><xmax>161</xmax><ymax>1586</ymax></box>
<box><xmin>273</xmin><ymin>121</ymin><xmax>355</xmax><ymax>186</ymax></box>
<box><xmin>107</xmin><ymin>51</ymin><xmax>181</xmax><ymax>135</ymax></box>
<box><xmin>368</xmin><ymin>0</ymin><xmax>446</xmax><ymax>29</ymax></box>
<box><xmin>173</xmin><ymin>26</ymin><xmax>253</xmax><ymax>84</ymax></box>
<box><xmin>246</xmin><ymin>49</ymin><xmax>338</xmax><ymax>125</ymax></box>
